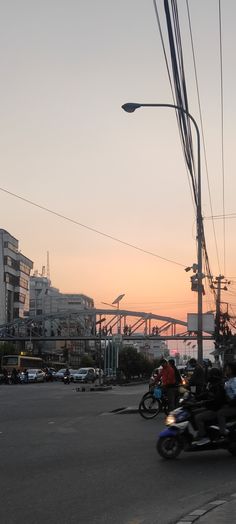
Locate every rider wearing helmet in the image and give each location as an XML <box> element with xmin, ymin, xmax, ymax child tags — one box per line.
<box><xmin>187</xmin><ymin>358</ymin><xmax>205</xmax><ymax>395</ymax></box>
<box><xmin>193</xmin><ymin>367</ymin><xmax>225</xmax><ymax>446</ymax></box>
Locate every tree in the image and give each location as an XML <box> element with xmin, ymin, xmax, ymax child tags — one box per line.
<box><xmin>118</xmin><ymin>347</ymin><xmax>153</xmax><ymax>379</ymax></box>
<box><xmin>0</xmin><ymin>342</ymin><xmax>17</xmax><ymax>358</ymax></box>
<box><xmin>80</xmin><ymin>355</ymin><xmax>96</xmax><ymax>368</ymax></box>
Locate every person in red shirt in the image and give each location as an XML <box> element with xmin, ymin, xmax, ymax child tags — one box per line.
<box><xmin>156</xmin><ymin>358</ymin><xmax>176</xmax><ymax>412</ymax></box>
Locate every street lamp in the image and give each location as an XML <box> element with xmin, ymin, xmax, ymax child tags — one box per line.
<box><xmin>96</xmin><ymin>317</ymin><xmax>106</xmax><ymax>385</ymax></box>
<box><xmin>122</xmin><ymin>102</ymin><xmax>203</xmax><ymax>364</ymax></box>
<box><xmin>102</xmin><ymin>294</ymin><xmax>125</xmax><ymax>334</ymax></box>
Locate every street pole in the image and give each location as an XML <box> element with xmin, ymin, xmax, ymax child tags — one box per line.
<box><xmin>215</xmin><ymin>275</ymin><xmax>224</xmax><ymax>339</ymax></box>
<box><xmin>122</xmin><ymin>102</ymin><xmax>203</xmax><ymax>364</ymax></box>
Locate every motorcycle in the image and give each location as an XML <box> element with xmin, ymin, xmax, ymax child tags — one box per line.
<box><xmin>63</xmin><ymin>374</ymin><xmax>70</xmax><ymax>384</ymax></box>
<box><xmin>157</xmin><ymin>393</ymin><xmax>236</xmax><ymax>459</ymax></box>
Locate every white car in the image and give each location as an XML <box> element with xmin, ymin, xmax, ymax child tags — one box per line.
<box><xmin>27</xmin><ymin>369</ymin><xmax>45</xmax><ymax>383</ymax></box>
<box><xmin>72</xmin><ymin>368</ymin><xmax>96</xmax><ymax>383</ymax></box>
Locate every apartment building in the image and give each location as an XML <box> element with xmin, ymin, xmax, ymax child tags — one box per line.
<box><xmin>0</xmin><ymin>229</ymin><xmax>33</xmax><ymax>324</ymax></box>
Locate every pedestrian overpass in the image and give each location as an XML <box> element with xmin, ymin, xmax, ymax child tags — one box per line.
<box><xmin>0</xmin><ymin>308</ymin><xmax>213</xmax><ymax>342</ymax></box>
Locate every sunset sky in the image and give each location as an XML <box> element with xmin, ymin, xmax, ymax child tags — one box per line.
<box><xmin>1</xmin><ymin>0</ymin><xmax>236</xmax><ymax>331</ymax></box>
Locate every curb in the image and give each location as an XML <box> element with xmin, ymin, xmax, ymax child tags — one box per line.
<box><xmin>175</xmin><ymin>493</ymin><xmax>236</xmax><ymax>523</ymax></box>
<box><xmin>112</xmin><ymin>406</ymin><xmax>138</xmax><ymax>414</ymax></box>
<box><xmin>100</xmin><ymin>406</ymin><xmax>139</xmax><ymax>416</ymax></box>
<box><xmin>76</xmin><ymin>385</ymin><xmax>113</xmax><ymax>392</ymax></box>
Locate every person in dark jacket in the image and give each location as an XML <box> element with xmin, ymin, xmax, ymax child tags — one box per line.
<box><xmin>217</xmin><ymin>362</ymin><xmax>236</xmax><ymax>436</ymax></box>
<box><xmin>193</xmin><ymin>367</ymin><xmax>225</xmax><ymax>445</ymax></box>
<box><xmin>188</xmin><ymin>358</ymin><xmax>205</xmax><ymax>395</ymax></box>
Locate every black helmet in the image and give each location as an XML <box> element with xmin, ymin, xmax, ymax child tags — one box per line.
<box><xmin>188</xmin><ymin>358</ymin><xmax>197</xmax><ymax>367</ymax></box>
<box><xmin>208</xmin><ymin>367</ymin><xmax>222</xmax><ymax>383</ymax></box>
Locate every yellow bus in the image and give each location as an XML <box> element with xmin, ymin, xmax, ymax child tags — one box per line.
<box><xmin>1</xmin><ymin>355</ymin><xmax>43</xmax><ymax>371</ymax></box>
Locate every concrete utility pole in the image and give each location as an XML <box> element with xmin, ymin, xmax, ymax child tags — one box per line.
<box><xmin>212</xmin><ymin>275</ymin><xmax>229</xmax><ymax>340</ymax></box>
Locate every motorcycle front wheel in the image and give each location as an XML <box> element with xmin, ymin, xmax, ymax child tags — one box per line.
<box><xmin>139</xmin><ymin>394</ymin><xmax>161</xmax><ymax>419</ymax></box>
<box><xmin>157</xmin><ymin>435</ymin><xmax>182</xmax><ymax>459</ymax></box>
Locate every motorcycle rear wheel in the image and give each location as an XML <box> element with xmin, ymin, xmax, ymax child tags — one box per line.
<box><xmin>228</xmin><ymin>442</ymin><xmax>236</xmax><ymax>456</ymax></box>
<box><xmin>157</xmin><ymin>436</ymin><xmax>182</xmax><ymax>459</ymax></box>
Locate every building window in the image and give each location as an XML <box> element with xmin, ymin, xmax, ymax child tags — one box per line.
<box><xmin>5</xmin><ymin>273</ymin><xmax>19</xmax><ymax>286</ymax></box>
<box><xmin>14</xmin><ymin>292</ymin><xmax>25</xmax><ymax>304</ymax></box>
<box><xmin>4</xmin><ymin>256</ymin><xmax>19</xmax><ymax>270</ymax></box>
<box><xmin>4</xmin><ymin>241</ymin><xmax>18</xmax><ymax>253</ymax></box>
<box><xmin>19</xmin><ymin>277</ymin><xmax>28</xmax><ymax>290</ymax></box>
<box><xmin>13</xmin><ymin>307</ymin><xmax>19</xmax><ymax>318</ymax></box>
<box><xmin>20</xmin><ymin>262</ymin><xmax>31</xmax><ymax>275</ymax></box>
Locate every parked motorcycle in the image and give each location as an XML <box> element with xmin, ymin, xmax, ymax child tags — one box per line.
<box><xmin>157</xmin><ymin>393</ymin><xmax>236</xmax><ymax>459</ymax></box>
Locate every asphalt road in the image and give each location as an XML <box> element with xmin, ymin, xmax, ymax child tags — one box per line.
<box><xmin>0</xmin><ymin>382</ymin><xmax>236</xmax><ymax>524</ymax></box>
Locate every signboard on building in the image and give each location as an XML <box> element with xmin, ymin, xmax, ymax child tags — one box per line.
<box><xmin>187</xmin><ymin>313</ymin><xmax>215</xmax><ymax>334</ymax></box>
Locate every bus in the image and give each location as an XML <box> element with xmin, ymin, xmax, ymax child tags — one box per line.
<box><xmin>1</xmin><ymin>355</ymin><xmax>43</xmax><ymax>372</ymax></box>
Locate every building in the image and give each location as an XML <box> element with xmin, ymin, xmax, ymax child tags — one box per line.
<box><xmin>29</xmin><ymin>273</ymin><xmax>94</xmax><ymax>316</ymax></box>
<box><xmin>0</xmin><ymin>229</ymin><xmax>33</xmax><ymax>325</ymax></box>
<box><xmin>124</xmin><ymin>337</ymin><xmax>168</xmax><ymax>360</ymax></box>
<box><xmin>29</xmin><ymin>272</ymin><xmax>95</xmax><ymax>361</ymax></box>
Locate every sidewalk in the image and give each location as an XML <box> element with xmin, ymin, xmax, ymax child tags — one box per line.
<box><xmin>198</xmin><ymin>496</ymin><xmax>236</xmax><ymax>523</ymax></box>
<box><xmin>176</xmin><ymin>493</ymin><xmax>236</xmax><ymax>523</ymax></box>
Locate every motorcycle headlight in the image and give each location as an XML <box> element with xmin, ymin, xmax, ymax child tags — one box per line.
<box><xmin>166</xmin><ymin>414</ymin><xmax>176</xmax><ymax>425</ymax></box>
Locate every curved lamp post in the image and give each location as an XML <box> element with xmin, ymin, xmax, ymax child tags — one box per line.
<box><xmin>122</xmin><ymin>102</ymin><xmax>203</xmax><ymax>364</ymax></box>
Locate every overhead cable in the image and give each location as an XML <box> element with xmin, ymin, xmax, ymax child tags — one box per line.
<box><xmin>186</xmin><ymin>0</ymin><xmax>221</xmax><ymax>274</ymax></box>
<box><xmin>219</xmin><ymin>0</ymin><xmax>226</xmax><ymax>274</ymax></box>
<box><xmin>161</xmin><ymin>0</ymin><xmax>215</xmax><ymax>298</ymax></box>
<box><xmin>0</xmin><ymin>186</ymin><xmax>187</xmax><ymax>268</ymax></box>
<box><xmin>152</xmin><ymin>0</ymin><xmax>196</xmax><ymax>211</ymax></box>
<box><xmin>163</xmin><ymin>0</ymin><xmax>198</xmax><ymax>207</ymax></box>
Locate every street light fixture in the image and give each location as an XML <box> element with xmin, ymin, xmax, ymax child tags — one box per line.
<box><xmin>122</xmin><ymin>101</ymin><xmax>203</xmax><ymax>364</ymax></box>
<box><xmin>102</xmin><ymin>294</ymin><xmax>125</xmax><ymax>334</ymax></box>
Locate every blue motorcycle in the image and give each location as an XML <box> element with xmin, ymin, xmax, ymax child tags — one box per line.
<box><xmin>157</xmin><ymin>394</ymin><xmax>236</xmax><ymax>459</ymax></box>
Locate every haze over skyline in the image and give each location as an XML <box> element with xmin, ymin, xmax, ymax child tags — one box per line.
<box><xmin>1</xmin><ymin>1</ymin><xmax>236</xmax><ymax>323</ymax></box>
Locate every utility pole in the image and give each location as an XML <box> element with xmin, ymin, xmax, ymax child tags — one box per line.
<box><xmin>211</xmin><ymin>275</ymin><xmax>230</xmax><ymax>358</ymax></box>
<box><xmin>215</xmin><ymin>275</ymin><xmax>224</xmax><ymax>338</ymax></box>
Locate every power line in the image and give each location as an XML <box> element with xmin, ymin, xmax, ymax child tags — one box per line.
<box><xmin>219</xmin><ymin>0</ymin><xmax>226</xmax><ymax>274</ymax></box>
<box><xmin>152</xmin><ymin>0</ymin><xmax>175</xmax><ymax>102</ymax></box>
<box><xmin>186</xmin><ymin>0</ymin><xmax>221</xmax><ymax>274</ymax></box>
<box><xmin>0</xmin><ymin>186</ymin><xmax>187</xmax><ymax>268</ymax></box>
<box><xmin>153</xmin><ymin>1</ymin><xmax>216</xmax><ymax>303</ymax></box>
<box><xmin>205</xmin><ymin>213</ymin><xmax>236</xmax><ymax>220</ymax></box>
<box><xmin>152</xmin><ymin>0</ymin><xmax>196</xmax><ymax>211</ymax></box>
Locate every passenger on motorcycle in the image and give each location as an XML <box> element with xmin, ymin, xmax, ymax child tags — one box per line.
<box><xmin>217</xmin><ymin>362</ymin><xmax>236</xmax><ymax>437</ymax></box>
<box><xmin>187</xmin><ymin>358</ymin><xmax>205</xmax><ymax>395</ymax></box>
<box><xmin>192</xmin><ymin>367</ymin><xmax>225</xmax><ymax>446</ymax></box>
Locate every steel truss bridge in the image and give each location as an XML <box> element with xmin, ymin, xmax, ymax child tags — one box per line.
<box><xmin>0</xmin><ymin>308</ymin><xmax>213</xmax><ymax>342</ymax></box>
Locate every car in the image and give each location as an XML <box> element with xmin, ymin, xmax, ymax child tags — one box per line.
<box><xmin>44</xmin><ymin>367</ymin><xmax>57</xmax><ymax>381</ymax></box>
<box><xmin>72</xmin><ymin>368</ymin><xmax>97</xmax><ymax>383</ymax></box>
<box><xmin>55</xmin><ymin>368</ymin><xmax>74</xmax><ymax>381</ymax></box>
<box><xmin>27</xmin><ymin>369</ymin><xmax>46</xmax><ymax>383</ymax></box>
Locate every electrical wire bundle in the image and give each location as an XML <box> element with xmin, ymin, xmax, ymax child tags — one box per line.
<box><xmin>155</xmin><ymin>0</ymin><xmax>216</xmax><ymax>300</ymax></box>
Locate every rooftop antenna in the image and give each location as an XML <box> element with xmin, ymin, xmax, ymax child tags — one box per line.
<box><xmin>47</xmin><ymin>251</ymin><xmax>50</xmax><ymax>280</ymax></box>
